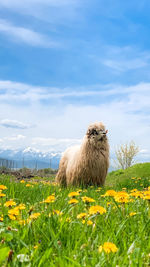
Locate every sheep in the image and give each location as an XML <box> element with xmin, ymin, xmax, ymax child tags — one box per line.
<box><xmin>55</xmin><ymin>122</ymin><xmax>109</xmax><ymax>186</ymax></box>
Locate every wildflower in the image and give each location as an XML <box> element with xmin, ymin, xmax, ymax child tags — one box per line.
<box><xmin>8</xmin><ymin>207</ymin><xmax>19</xmax><ymax>216</ymax></box>
<box><xmin>89</xmin><ymin>205</ymin><xmax>106</xmax><ymax>215</ymax></box>
<box><xmin>66</xmin><ymin>217</ymin><xmax>71</xmax><ymax>222</ymax></box>
<box><xmin>68</xmin><ymin>199</ymin><xmax>79</xmax><ymax>204</ymax></box>
<box><xmin>99</xmin><ymin>242</ymin><xmax>118</xmax><ymax>253</ymax></box>
<box><xmin>77</xmin><ymin>213</ymin><xmax>87</xmax><ymax>219</ymax></box>
<box><xmin>8</xmin><ymin>207</ymin><xmax>20</xmax><ymax>220</ymax></box>
<box><xmin>129</xmin><ymin>212</ymin><xmax>137</xmax><ymax>216</ymax></box>
<box><xmin>34</xmin><ymin>245</ymin><xmax>39</xmax><ymax>249</ymax></box>
<box><xmin>68</xmin><ymin>192</ymin><xmax>80</xmax><ymax>198</ymax></box>
<box><xmin>0</xmin><ymin>215</ymin><xmax>3</xmax><ymax>221</ymax></box>
<box><xmin>20</xmin><ymin>180</ymin><xmax>25</xmax><ymax>183</ymax></box>
<box><xmin>4</xmin><ymin>200</ymin><xmax>16</xmax><ymax>207</ymax></box>
<box><xmin>82</xmin><ymin>196</ymin><xmax>95</xmax><ymax>203</ymax></box>
<box><xmin>0</xmin><ymin>193</ymin><xmax>6</xmax><ymax>197</ymax></box>
<box><xmin>29</xmin><ymin>213</ymin><xmax>41</xmax><ymax>219</ymax></box>
<box><xmin>43</xmin><ymin>195</ymin><xmax>55</xmax><ymax>203</ymax></box>
<box><xmin>17</xmin><ymin>204</ymin><xmax>26</xmax><ymax>210</ymax></box>
<box><xmin>26</xmin><ymin>183</ymin><xmax>32</xmax><ymax>187</ymax></box>
<box><xmin>87</xmin><ymin>220</ymin><xmax>93</xmax><ymax>225</ymax></box>
<box><xmin>8</xmin><ymin>214</ymin><xmax>16</xmax><ymax>220</ymax></box>
<box><xmin>114</xmin><ymin>191</ymin><xmax>129</xmax><ymax>203</ymax></box>
<box><xmin>104</xmin><ymin>190</ymin><xmax>116</xmax><ymax>197</ymax></box>
<box><xmin>0</xmin><ymin>185</ymin><xmax>7</xmax><ymax>190</ymax></box>
<box><xmin>130</xmin><ymin>191</ymin><xmax>143</xmax><ymax>198</ymax></box>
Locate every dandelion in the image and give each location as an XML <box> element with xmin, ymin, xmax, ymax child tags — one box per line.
<box><xmin>68</xmin><ymin>199</ymin><xmax>79</xmax><ymax>204</ymax></box>
<box><xmin>17</xmin><ymin>204</ymin><xmax>26</xmax><ymax>210</ymax></box>
<box><xmin>82</xmin><ymin>196</ymin><xmax>95</xmax><ymax>203</ymax></box>
<box><xmin>43</xmin><ymin>195</ymin><xmax>55</xmax><ymax>203</ymax></box>
<box><xmin>89</xmin><ymin>205</ymin><xmax>106</xmax><ymax>215</ymax></box>
<box><xmin>20</xmin><ymin>180</ymin><xmax>25</xmax><ymax>183</ymax></box>
<box><xmin>0</xmin><ymin>215</ymin><xmax>3</xmax><ymax>221</ymax></box>
<box><xmin>26</xmin><ymin>184</ymin><xmax>32</xmax><ymax>187</ymax></box>
<box><xmin>87</xmin><ymin>220</ymin><xmax>93</xmax><ymax>225</ymax></box>
<box><xmin>104</xmin><ymin>190</ymin><xmax>117</xmax><ymax>197</ymax></box>
<box><xmin>130</xmin><ymin>191</ymin><xmax>143</xmax><ymax>198</ymax></box>
<box><xmin>0</xmin><ymin>193</ymin><xmax>6</xmax><ymax>197</ymax></box>
<box><xmin>0</xmin><ymin>185</ymin><xmax>7</xmax><ymax>190</ymax></box>
<box><xmin>8</xmin><ymin>207</ymin><xmax>19</xmax><ymax>216</ymax></box>
<box><xmin>114</xmin><ymin>191</ymin><xmax>129</xmax><ymax>203</ymax></box>
<box><xmin>66</xmin><ymin>217</ymin><xmax>71</xmax><ymax>223</ymax></box>
<box><xmin>4</xmin><ymin>200</ymin><xmax>16</xmax><ymax>207</ymax></box>
<box><xmin>8</xmin><ymin>207</ymin><xmax>20</xmax><ymax>220</ymax></box>
<box><xmin>77</xmin><ymin>213</ymin><xmax>87</xmax><ymax>219</ymax></box>
<box><xmin>98</xmin><ymin>242</ymin><xmax>118</xmax><ymax>253</ymax></box>
<box><xmin>29</xmin><ymin>213</ymin><xmax>41</xmax><ymax>220</ymax></box>
<box><xmin>68</xmin><ymin>192</ymin><xmax>80</xmax><ymax>198</ymax></box>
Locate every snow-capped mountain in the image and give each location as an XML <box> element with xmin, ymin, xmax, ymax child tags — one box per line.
<box><xmin>0</xmin><ymin>147</ymin><xmax>62</xmax><ymax>169</ymax></box>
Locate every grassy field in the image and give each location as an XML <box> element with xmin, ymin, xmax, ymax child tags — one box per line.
<box><xmin>0</xmin><ymin>163</ymin><xmax>150</xmax><ymax>266</ymax></box>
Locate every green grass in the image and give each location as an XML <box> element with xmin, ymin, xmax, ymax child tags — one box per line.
<box><xmin>0</xmin><ymin>163</ymin><xmax>150</xmax><ymax>266</ymax></box>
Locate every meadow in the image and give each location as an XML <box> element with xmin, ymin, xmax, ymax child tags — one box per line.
<box><xmin>0</xmin><ymin>163</ymin><xmax>150</xmax><ymax>266</ymax></box>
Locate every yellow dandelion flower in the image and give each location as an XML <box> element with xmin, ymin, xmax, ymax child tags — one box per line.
<box><xmin>8</xmin><ymin>214</ymin><xmax>16</xmax><ymax>220</ymax></box>
<box><xmin>29</xmin><ymin>212</ymin><xmax>41</xmax><ymax>219</ymax></box>
<box><xmin>103</xmin><ymin>242</ymin><xmax>118</xmax><ymax>253</ymax></box>
<box><xmin>0</xmin><ymin>185</ymin><xmax>7</xmax><ymax>190</ymax></box>
<box><xmin>130</xmin><ymin>191</ymin><xmax>143</xmax><ymax>198</ymax></box>
<box><xmin>89</xmin><ymin>205</ymin><xmax>106</xmax><ymax>215</ymax></box>
<box><xmin>26</xmin><ymin>183</ymin><xmax>32</xmax><ymax>187</ymax></box>
<box><xmin>68</xmin><ymin>192</ymin><xmax>80</xmax><ymax>198</ymax></box>
<box><xmin>8</xmin><ymin>207</ymin><xmax>19</xmax><ymax>216</ymax></box>
<box><xmin>130</xmin><ymin>189</ymin><xmax>138</xmax><ymax>192</ymax></box>
<box><xmin>20</xmin><ymin>180</ymin><xmax>25</xmax><ymax>183</ymax></box>
<box><xmin>82</xmin><ymin>220</ymin><xmax>85</xmax><ymax>224</ymax></box>
<box><xmin>34</xmin><ymin>245</ymin><xmax>39</xmax><ymax>249</ymax></box>
<box><xmin>17</xmin><ymin>204</ymin><xmax>26</xmax><ymax>210</ymax></box>
<box><xmin>129</xmin><ymin>212</ymin><xmax>137</xmax><ymax>216</ymax></box>
<box><xmin>104</xmin><ymin>190</ymin><xmax>117</xmax><ymax>197</ymax></box>
<box><xmin>4</xmin><ymin>200</ymin><xmax>16</xmax><ymax>207</ymax></box>
<box><xmin>0</xmin><ymin>193</ymin><xmax>6</xmax><ymax>197</ymax></box>
<box><xmin>68</xmin><ymin>199</ymin><xmax>79</xmax><ymax>204</ymax></box>
<box><xmin>87</xmin><ymin>220</ymin><xmax>93</xmax><ymax>225</ymax></box>
<box><xmin>77</xmin><ymin>213</ymin><xmax>87</xmax><ymax>219</ymax></box>
<box><xmin>114</xmin><ymin>191</ymin><xmax>129</xmax><ymax>203</ymax></box>
<box><xmin>82</xmin><ymin>196</ymin><xmax>95</xmax><ymax>203</ymax></box>
<box><xmin>43</xmin><ymin>195</ymin><xmax>55</xmax><ymax>203</ymax></box>
<box><xmin>0</xmin><ymin>215</ymin><xmax>4</xmax><ymax>221</ymax></box>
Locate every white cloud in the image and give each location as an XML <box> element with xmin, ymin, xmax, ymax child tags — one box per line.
<box><xmin>100</xmin><ymin>45</ymin><xmax>150</xmax><ymax>73</ymax></box>
<box><xmin>0</xmin><ymin>119</ymin><xmax>33</xmax><ymax>129</ymax></box>
<box><xmin>4</xmin><ymin>135</ymin><xmax>26</xmax><ymax>141</ymax></box>
<box><xmin>0</xmin><ymin>0</ymin><xmax>80</xmax><ymax>24</ymax></box>
<box><xmin>0</xmin><ymin>19</ymin><xmax>58</xmax><ymax>47</ymax></box>
<box><xmin>0</xmin><ymin>80</ymin><xmax>150</xmax><ymax>160</ymax></box>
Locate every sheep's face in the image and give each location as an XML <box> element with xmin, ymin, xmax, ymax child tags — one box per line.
<box><xmin>87</xmin><ymin>122</ymin><xmax>108</xmax><ymax>142</ymax></box>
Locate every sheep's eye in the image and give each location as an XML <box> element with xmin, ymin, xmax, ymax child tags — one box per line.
<box><xmin>92</xmin><ymin>129</ymin><xmax>98</xmax><ymax>135</ymax></box>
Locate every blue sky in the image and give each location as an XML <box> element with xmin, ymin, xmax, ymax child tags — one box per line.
<box><xmin>0</xmin><ymin>0</ymin><xmax>150</xmax><ymax>164</ymax></box>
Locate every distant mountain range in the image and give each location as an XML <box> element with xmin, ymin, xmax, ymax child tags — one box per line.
<box><xmin>0</xmin><ymin>147</ymin><xmax>62</xmax><ymax>169</ymax></box>
<box><xmin>0</xmin><ymin>147</ymin><xmax>116</xmax><ymax>171</ymax></box>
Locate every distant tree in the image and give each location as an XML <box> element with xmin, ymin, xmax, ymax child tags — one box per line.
<box><xmin>115</xmin><ymin>141</ymin><xmax>139</xmax><ymax>169</ymax></box>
